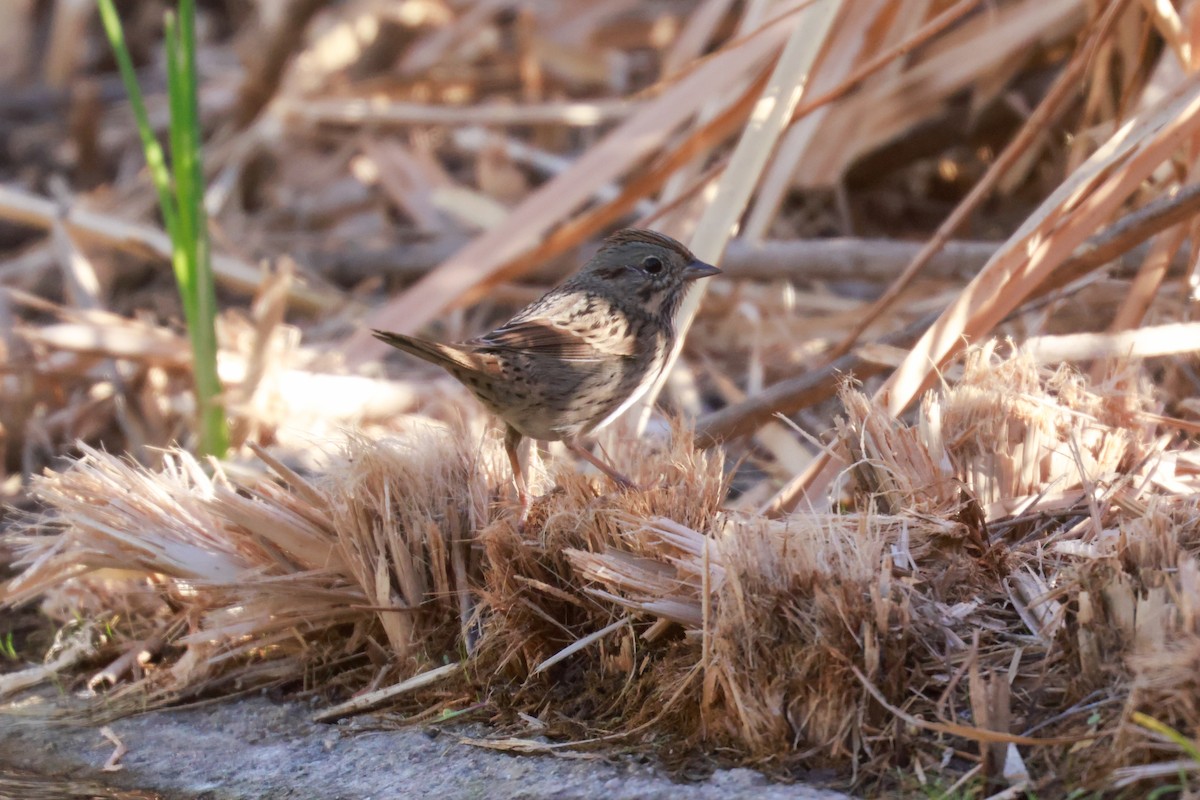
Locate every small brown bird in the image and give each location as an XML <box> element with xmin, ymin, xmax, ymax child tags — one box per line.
<box><xmin>373</xmin><ymin>228</ymin><xmax>720</xmax><ymax>505</ymax></box>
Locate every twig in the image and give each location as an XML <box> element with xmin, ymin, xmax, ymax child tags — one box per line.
<box><xmin>532</xmin><ymin>616</ymin><xmax>630</xmax><ymax>675</ymax></box>
<box><xmin>312</xmin><ymin>662</ymin><xmax>461</xmax><ymax>722</ymax></box>
<box><xmin>721</xmin><ymin>237</ymin><xmax>997</xmax><ymax>281</ymax></box>
<box><xmin>316</xmin><ymin>235</ymin><xmax>999</xmax><ymax>287</ymax></box>
<box><xmin>695</xmin><ymin>309</ymin><xmax>936</xmax><ymax>447</ymax></box>
<box><xmin>279</xmin><ymin>97</ymin><xmax>636</xmax><ymax>128</ymax></box>
<box><xmin>723</xmin><ymin>184</ymin><xmax>1200</xmax><ymax>283</ymax></box>
<box><xmin>307</xmin><ymin>236</ymin><xmax>471</xmax><ymax>284</ymax></box>
<box><xmin>0</xmin><ymin>183</ymin><xmax>342</xmax><ymax>313</ymax></box>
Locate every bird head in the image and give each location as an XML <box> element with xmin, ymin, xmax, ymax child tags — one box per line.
<box><xmin>579</xmin><ymin>229</ymin><xmax>720</xmax><ymax>319</ymax></box>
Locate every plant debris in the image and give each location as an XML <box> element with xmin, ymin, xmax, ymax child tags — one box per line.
<box><xmin>5</xmin><ymin>0</ymin><xmax>1200</xmax><ymax>795</ymax></box>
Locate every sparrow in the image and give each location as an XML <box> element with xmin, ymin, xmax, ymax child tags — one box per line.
<box><xmin>373</xmin><ymin>228</ymin><xmax>720</xmax><ymax>506</ymax></box>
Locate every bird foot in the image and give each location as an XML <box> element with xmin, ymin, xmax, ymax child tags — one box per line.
<box><xmin>566</xmin><ymin>441</ymin><xmax>642</xmax><ymax>492</ymax></box>
<box><xmin>517</xmin><ymin>501</ymin><xmax>531</xmax><ymax>535</ymax></box>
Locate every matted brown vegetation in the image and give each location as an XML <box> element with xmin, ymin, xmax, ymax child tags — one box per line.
<box><xmin>6</xmin><ymin>345</ymin><xmax>1200</xmax><ymax>795</ymax></box>
<box><xmin>4</xmin><ymin>0</ymin><xmax>1200</xmax><ymax>795</ymax></box>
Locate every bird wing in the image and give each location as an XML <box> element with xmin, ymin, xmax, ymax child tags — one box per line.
<box><xmin>467</xmin><ymin>291</ymin><xmax>636</xmax><ymax>361</ymax></box>
<box><xmin>468</xmin><ymin>319</ymin><xmax>615</xmax><ymax>361</ymax></box>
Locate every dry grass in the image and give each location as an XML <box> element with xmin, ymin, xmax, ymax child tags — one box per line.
<box><xmin>5</xmin><ymin>0</ymin><xmax>1200</xmax><ymax>795</ymax></box>
<box><xmin>7</xmin><ymin>344</ymin><xmax>1200</xmax><ymax>795</ymax></box>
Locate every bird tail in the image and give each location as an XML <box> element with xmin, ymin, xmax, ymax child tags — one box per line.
<box><xmin>372</xmin><ymin>329</ymin><xmax>477</xmax><ymax>372</ymax></box>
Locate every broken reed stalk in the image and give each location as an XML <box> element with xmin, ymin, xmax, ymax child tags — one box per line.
<box><xmin>636</xmin><ymin>0</ymin><xmax>843</xmax><ymax>433</ymax></box>
<box><xmin>97</xmin><ymin>0</ymin><xmax>227</xmax><ymax>458</ymax></box>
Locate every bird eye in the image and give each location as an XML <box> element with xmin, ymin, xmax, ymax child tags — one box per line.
<box><xmin>642</xmin><ymin>255</ymin><xmax>664</xmax><ymax>274</ymax></box>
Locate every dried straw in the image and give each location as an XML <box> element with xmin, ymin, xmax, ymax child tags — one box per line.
<box><xmin>7</xmin><ymin>345</ymin><xmax>1200</xmax><ymax>791</ymax></box>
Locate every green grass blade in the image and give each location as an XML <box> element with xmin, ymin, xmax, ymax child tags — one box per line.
<box><xmin>98</xmin><ymin>0</ymin><xmax>228</xmax><ymax>459</ymax></box>
<box><xmin>181</xmin><ymin>2</ymin><xmax>227</xmax><ymax>458</ymax></box>
<box><xmin>95</xmin><ymin>0</ymin><xmax>179</xmax><ymax>243</ymax></box>
<box><xmin>166</xmin><ymin>3</ymin><xmax>227</xmax><ymax>458</ymax></box>
<box><xmin>164</xmin><ymin>10</ymin><xmax>194</xmax><ymax>301</ymax></box>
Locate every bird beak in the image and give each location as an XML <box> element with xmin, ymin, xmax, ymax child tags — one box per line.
<box><xmin>682</xmin><ymin>259</ymin><xmax>721</xmax><ymax>281</ymax></box>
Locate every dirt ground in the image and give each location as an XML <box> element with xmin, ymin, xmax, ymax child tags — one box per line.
<box><xmin>0</xmin><ymin>692</ymin><xmax>853</xmax><ymax>800</ymax></box>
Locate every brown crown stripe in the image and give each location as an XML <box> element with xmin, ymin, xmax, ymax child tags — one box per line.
<box><xmin>602</xmin><ymin>228</ymin><xmax>696</xmax><ymax>261</ymax></box>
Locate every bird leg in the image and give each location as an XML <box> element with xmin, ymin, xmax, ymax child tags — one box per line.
<box><xmin>504</xmin><ymin>426</ymin><xmax>530</xmax><ymax>516</ymax></box>
<box><xmin>566</xmin><ymin>440</ymin><xmax>636</xmax><ymax>490</ymax></box>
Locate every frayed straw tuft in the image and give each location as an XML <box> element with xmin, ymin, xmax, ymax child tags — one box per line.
<box><xmin>7</xmin><ymin>344</ymin><xmax>1200</xmax><ymax>790</ymax></box>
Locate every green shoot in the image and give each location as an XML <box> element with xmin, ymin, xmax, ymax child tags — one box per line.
<box><xmin>97</xmin><ymin>0</ymin><xmax>228</xmax><ymax>458</ymax></box>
